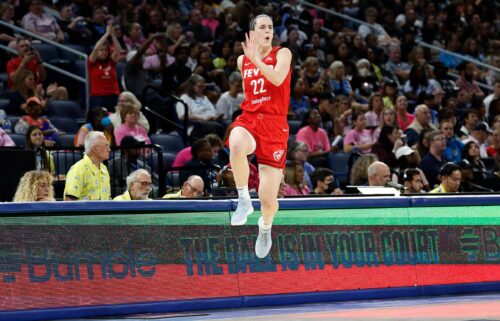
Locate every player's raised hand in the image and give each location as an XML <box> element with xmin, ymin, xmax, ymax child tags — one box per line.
<box><xmin>241</xmin><ymin>32</ymin><xmax>257</xmax><ymax>62</ymax></box>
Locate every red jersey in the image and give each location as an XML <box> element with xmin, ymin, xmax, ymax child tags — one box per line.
<box><xmin>240</xmin><ymin>46</ymin><xmax>291</xmax><ymax>116</ymax></box>
<box><xmin>87</xmin><ymin>58</ymin><xmax>119</xmax><ymax>97</ymax></box>
<box><xmin>6</xmin><ymin>57</ymin><xmax>41</xmax><ymax>88</ymax></box>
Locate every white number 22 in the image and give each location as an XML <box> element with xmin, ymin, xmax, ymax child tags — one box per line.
<box><xmin>250</xmin><ymin>79</ymin><xmax>267</xmax><ymax>95</ymax></box>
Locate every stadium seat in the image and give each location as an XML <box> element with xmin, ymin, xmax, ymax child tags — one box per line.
<box><xmin>150</xmin><ymin>134</ymin><xmax>185</xmax><ymax>153</ymax></box>
<box><xmin>151</xmin><ymin>152</ymin><xmax>176</xmax><ymax>174</ymax></box>
<box><xmin>328</xmin><ymin>152</ymin><xmax>352</xmax><ymax>188</ymax></box>
<box><xmin>9</xmin><ymin>134</ymin><xmax>26</xmax><ymax>147</ymax></box>
<box><xmin>31</xmin><ymin>43</ymin><xmax>59</xmax><ymax>62</ymax></box>
<box><xmin>0</xmin><ymin>99</ymin><xmax>9</xmax><ymax>110</ymax></box>
<box><xmin>288</xmin><ymin>119</ymin><xmax>303</xmax><ymax>135</ymax></box>
<box><xmin>58</xmin><ymin>44</ymin><xmax>90</xmax><ymax>61</ymax></box>
<box><xmin>57</xmin><ymin>134</ymin><xmax>75</xmax><ymax>147</ymax></box>
<box><xmin>47</xmin><ymin>100</ymin><xmax>82</xmax><ymax>119</ymax></box>
<box><xmin>51</xmin><ymin>150</ymin><xmax>83</xmax><ymax>176</ymax></box>
<box><xmin>50</xmin><ymin>117</ymin><xmax>79</xmax><ymax>134</ymax></box>
<box><xmin>7</xmin><ymin>116</ymin><xmax>20</xmax><ymax>128</ymax></box>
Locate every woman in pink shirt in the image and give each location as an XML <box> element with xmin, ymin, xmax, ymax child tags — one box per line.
<box><xmin>396</xmin><ymin>95</ymin><xmax>414</xmax><ymax>131</ymax></box>
<box><xmin>343</xmin><ymin>109</ymin><xmax>374</xmax><ymax>154</ymax></box>
<box><xmin>282</xmin><ymin>161</ymin><xmax>310</xmax><ymax>196</ymax></box>
<box><xmin>114</xmin><ymin>104</ymin><xmax>151</xmax><ymax>146</ymax></box>
<box><xmin>296</xmin><ymin>108</ymin><xmax>332</xmax><ymax>168</ymax></box>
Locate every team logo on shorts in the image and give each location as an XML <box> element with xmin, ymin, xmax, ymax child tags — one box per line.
<box><xmin>273</xmin><ymin>149</ymin><xmax>284</xmax><ymax>161</ymax></box>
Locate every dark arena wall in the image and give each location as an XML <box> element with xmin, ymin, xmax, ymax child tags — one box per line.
<box><xmin>0</xmin><ymin>196</ymin><xmax>499</xmax><ymax>320</ymax></box>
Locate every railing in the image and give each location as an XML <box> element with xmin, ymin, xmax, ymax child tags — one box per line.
<box><xmin>296</xmin><ymin>0</ymin><xmax>496</xmax><ymax>91</ymax></box>
<box><xmin>0</xmin><ymin>20</ymin><xmax>89</xmax><ymax>111</ymax></box>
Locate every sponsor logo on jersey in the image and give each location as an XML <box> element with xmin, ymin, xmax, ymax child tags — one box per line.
<box><xmin>273</xmin><ymin>149</ymin><xmax>284</xmax><ymax>161</ymax></box>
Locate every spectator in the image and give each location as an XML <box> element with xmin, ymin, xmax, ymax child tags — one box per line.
<box><xmin>143</xmin><ymin>9</ymin><xmax>165</xmax><ymax>38</ymax></box>
<box><xmin>162</xmin><ymin>44</ymin><xmax>192</xmax><ymax>95</ymax></box>
<box><xmin>75</xmin><ymin>107</ymin><xmax>114</xmax><ymax>147</ymax></box>
<box><xmin>400</xmin><ymin>168</ymin><xmax>424</xmax><ymax>194</ymax></box>
<box><xmin>22</xmin><ymin>0</ymin><xmax>64</xmax><ymax>43</ymax></box>
<box><xmin>364</xmin><ymin>93</ymin><xmax>384</xmax><ymax>128</ymax></box>
<box><xmin>64</xmin><ymin>131</ymin><xmax>111</xmax><ymax>201</ymax></box>
<box><xmin>142</xmin><ymin>34</ymin><xmax>172</xmax><ymax>82</ymax></box>
<box><xmin>358</xmin><ymin>7</ymin><xmax>398</xmax><ymax>46</ymax></box>
<box><xmin>15</xmin><ymin>96</ymin><xmax>61</xmax><ymax>145</ymax></box>
<box><xmin>0</xmin><ymin>127</ymin><xmax>15</xmax><ymax>147</ymax></box>
<box><xmin>430</xmin><ymin>162</ymin><xmax>461</xmax><ymax>193</ymax></box>
<box><xmin>487</xmin><ymin>127</ymin><xmax>500</xmax><ymax>158</ymax></box>
<box><xmin>459</xmin><ymin>108</ymin><xmax>479</xmax><ymax>139</ymax></box>
<box><xmin>334</xmin><ymin>96</ymin><xmax>354</xmax><ymax>136</ymax></box>
<box><xmin>296</xmin><ymin>109</ymin><xmax>332</xmax><ymax>168</ymax></box>
<box><xmin>282</xmin><ymin>161</ymin><xmax>310</xmax><ymax>196</ymax></box>
<box><xmin>88</xmin><ymin>23</ymin><xmax>122</xmax><ymax>111</ymax></box>
<box><xmin>6</xmin><ymin>37</ymin><xmax>45</xmax><ymax>90</ymax></box>
<box><xmin>420</xmin><ymin>130</ymin><xmax>446</xmax><ymax>188</ymax></box>
<box><xmin>114</xmin><ymin>103</ymin><xmax>151</xmax><ymax>146</ymax></box>
<box><xmin>166</xmin><ymin>22</ymin><xmax>187</xmax><ymax>56</ymax></box>
<box><xmin>367</xmin><ymin>161</ymin><xmax>391</xmax><ymax>187</ymax></box>
<box><xmin>385</xmin><ymin>44</ymin><xmax>411</xmax><ymax>83</ymax></box>
<box><xmin>371</xmin><ymin>125</ymin><xmax>401</xmax><ymax>168</ymax></box>
<box><xmin>108</xmin><ymin>135</ymin><xmax>153</xmax><ymax>195</ymax></box>
<box><xmin>299</xmin><ymin>56</ymin><xmax>329</xmax><ymax>100</ymax></box>
<box><xmin>215</xmin><ymin>71</ymin><xmax>243</xmax><ymax>121</ymax></box>
<box><xmin>382</xmin><ymin>80</ymin><xmax>399</xmax><ymax>109</ymax></box>
<box><xmin>455</xmin><ymin>62</ymin><xmax>485</xmax><ymax>101</ymax></box>
<box><xmin>162</xmin><ymin>175</ymin><xmax>204</xmax><ymax>198</ymax></box>
<box><xmin>179</xmin><ymin>138</ymin><xmax>219</xmax><ymax>194</ymax></box>
<box><xmin>349</xmin><ymin>153</ymin><xmax>379</xmax><ymax>186</ymax></box>
<box><xmin>328</xmin><ymin>61</ymin><xmax>352</xmax><ymax>97</ymax></box>
<box><xmin>111</xmin><ymin>91</ymin><xmax>149</xmax><ymax>132</ymax></box>
<box><xmin>172</xmin><ymin>133</ymin><xmax>224</xmax><ymax>168</ymax></box>
<box><xmin>176</xmin><ymin>75</ymin><xmax>225</xmax><ymax>143</ymax></box>
<box><xmin>483</xmin><ymin>79</ymin><xmax>500</xmax><ymax>119</ymax></box>
<box><xmin>124</xmin><ymin>35</ymin><xmax>164</xmax><ymax>98</ymax></box>
<box><xmin>395</xmin><ymin>145</ymin><xmax>430</xmax><ymax>191</ymax></box>
<box><xmin>440</xmin><ymin>119</ymin><xmax>464</xmax><ymax>163</ymax></box>
<box><xmin>458</xmin><ymin>159</ymin><xmax>493</xmax><ymax>192</ymax></box>
<box><xmin>405</xmin><ymin>104</ymin><xmax>438</xmax><ymax>146</ymax></box>
<box><xmin>193</xmin><ymin>48</ymin><xmax>228</xmax><ymax>102</ymax></box>
<box><xmin>462</xmin><ymin>123</ymin><xmax>490</xmax><ymax>158</ymax></box>
<box><xmin>123</xmin><ymin>23</ymin><xmax>146</xmax><ymax>52</ymax></box>
<box><xmin>0</xmin><ymin>3</ymin><xmax>16</xmax><ymax>51</ymax></box>
<box><xmin>288</xmin><ymin>77</ymin><xmax>310</xmax><ymax>120</ymax></box>
<box><xmin>87</xmin><ymin>6</ymin><xmax>110</xmax><ymax>42</ymax></box>
<box><xmin>343</xmin><ymin>110</ymin><xmax>374</xmax><ymax>154</ymax></box>
<box><xmin>287</xmin><ymin>141</ymin><xmax>315</xmax><ymax>190</ymax></box>
<box><xmin>57</xmin><ymin>3</ymin><xmax>92</xmax><ymax>45</ymax></box>
<box><xmin>395</xmin><ymin>95</ymin><xmax>414</xmax><ymax>131</ymax></box>
<box><xmin>6</xmin><ymin>69</ymin><xmax>43</xmax><ymax>116</ymax></box>
<box><xmin>25</xmin><ymin>125</ymin><xmax>54</xmax><ymax>173</ymax></box>
<box><xmin>113</xmin><ymin>169</ymin><xmax>153</xmax><ymax>200</ymax></box>
<box><xmin>13</xmin><ymin>170</ymin><xmax>54</xmax><ymax>202</ymax></box>
<box><xmin>373</xmin><ymin>106</ymin><xmax>398</xmax><ymax>141</ymax></box>
<box><xmin>461</xmin><ymin>141</ymin><xmax>490</xmax><ymax>187</ymax></box>
<box><xmin>403</xmin><ymin>64</ymin><xmax>440</xmax><ymax>101</ymax></box>
<box><xmin>310</xmin><ymin>167</ymin><xmax>343</xmax><ymax>195</ymax></box>
<box><xmin>439</xmin><ymin>33</ymin><xmax>462</xmax><ymax>69</ymax></box>
<box><xmin>184</xmin><ymin>8</ymin><xmax>213</xmax><ymax>44</ymax></box>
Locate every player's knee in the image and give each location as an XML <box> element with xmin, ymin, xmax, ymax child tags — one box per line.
<box><xmin>259</xmin><ymin>194</ymin><xmax>278</xmax><ymax>211</ymax></box>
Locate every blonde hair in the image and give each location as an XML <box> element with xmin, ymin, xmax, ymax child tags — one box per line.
<box><xmin>119</xmin><ymin>91</ymin><xmax>142</xmax><ymax>110</ymax></box>
<box><xmin>13</xmin><ymin>170</ymin><xmax>54</xmax><ymax>202</ymax></box>
<box><xmin>284</xmin><ymin>160</ymin><xmax>305</xmax><ymax>189</ymax></box>
<box><xmin>349</xmin><ymin>153</ymin><xmax>379</xmax><ymax>185</ymax></box>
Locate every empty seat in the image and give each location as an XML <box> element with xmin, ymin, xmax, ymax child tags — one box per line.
<box><xmin>288</xmin><ymin>119</ymin><xmax>303</xmax><ymax>135</ymax></box>
<box><xmin>57</xmin><ymin>134</ymin><xmax>75</xmax><ymax>147</ymax></box>
<box><xmin>150</xmin><ymin>134</ymin><xmax>185</xmax><ymax>153</ymax></box>
<box><xmin>31</xmin><ymin>43</ymin><xmax>59</xmax><ymax>62</ymax></box>
<box><xmin>47</xmin><ymin>100</ymin><xmax>82</xmax><ymax>119</ymax></box>
<box><xmin>151</xmin><ymin>152</ymin><xmax>177</xmax><ymax>174</ymax></box>
<box><xmin>51</xmin><ymin>150</ymin><xmax>83</xmax><ymax>176</ymax></box>
<box><xmin>50</xmin><ymin>117</ymin><xmax>79</xmax><ymax>134</ymax></box>
<box><xmin>328</xmin><ymin>152</ymin><xmax>352</xmax><ymax>188</ymax></box>
<box><xmin>9</xmin><ymin>134</ymin><xmax>26</xmax><ymax>147</ymax></box>
<box><xmin>0</xmin><ymin>99</ymin><xmax>9</xmax><ymax>110</ymax></box>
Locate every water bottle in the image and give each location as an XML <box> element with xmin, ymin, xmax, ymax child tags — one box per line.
<box><xmin>2</xmin><ymin>118</ymin><xmax>12</xmax><ymax>134</ymax></box>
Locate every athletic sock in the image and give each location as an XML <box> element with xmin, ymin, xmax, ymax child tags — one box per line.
<box><xmin>237</xmin><ymin>186</ymin><xmax>250</xmax><ymax>201</ymax></box>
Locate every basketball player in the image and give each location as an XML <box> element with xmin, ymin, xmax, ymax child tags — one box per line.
<box><xmin>228</xmin><ymin>14</ymin><xmax>292</xmax><ymax>258</ymax></box>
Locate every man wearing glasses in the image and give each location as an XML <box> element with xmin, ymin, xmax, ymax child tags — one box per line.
<box><xmin>163</xmin><ymin>175</ymin><xmax>205</xmax><ymax>198</ymax></box>
<box><xmin>114</xmin><ymin>169</ymin><xmax>153</xmax><ymax>200</ymax></box>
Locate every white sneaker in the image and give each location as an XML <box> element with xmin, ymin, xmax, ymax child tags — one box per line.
<box><xmin>230</xmin><ymin>199</ymin><xmax>254</xmax><ymax>226</ymax></box>
<box><xmin>255</xmin><ymin>217</ymin><xmax>272</xmax><ymax>258</ymax></box>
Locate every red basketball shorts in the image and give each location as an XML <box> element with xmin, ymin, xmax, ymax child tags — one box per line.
<box><xmin>229</xmin><ymin>111</ymin><xmax>289</xmax><ymax>169</ymax></box>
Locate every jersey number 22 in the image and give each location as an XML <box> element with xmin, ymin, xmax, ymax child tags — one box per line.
<box><xmin>250</xmin><ymin>79</ymin><xmax>267</xmax><ymax>95</ymax></box>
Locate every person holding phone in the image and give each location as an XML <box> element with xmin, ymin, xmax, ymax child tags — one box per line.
<box><xmin>228</xmin><ymin>14</ymin><xmax>292</xmax><ymax>259</ymax></box>
<box><xmin>6</xmin><ymin>37</ymin><xmax>45</xmax><ymax>90</ymax></box>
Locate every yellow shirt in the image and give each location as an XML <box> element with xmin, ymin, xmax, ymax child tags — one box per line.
<box><xmin>113</xmin><ymin>191</ymin><xmax>132</xmax><ymax>201</ymax></box>
<box><xmin>162</xmin><ymin>190</ymin><xmax>183</xmax><ymax>198</ymax></box>
<box><xmin>64</xmin><ymin>154</ymin><xmax>111</xmax><ymax>200</ymax></box>
<box><xmin>113</xmin><ymin>191</ymin><xmax>152</xmax><ymax>201</ymax></box>
<box><xmin>430</xmin><ymin>184</ymin><xmax>448</xmax><ymax>193</ymax></box>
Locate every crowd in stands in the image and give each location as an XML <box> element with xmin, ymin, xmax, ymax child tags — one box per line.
<box><xmin>1</xmin><ymin>0</ymin><xmax>499</xmax><ymax>202</ymax></box>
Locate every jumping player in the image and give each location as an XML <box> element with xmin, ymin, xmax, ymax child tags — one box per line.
<box><xmin>228</xmin><ymin>14</ymin><xmax>292</xmax><ymax>258</ymax></box>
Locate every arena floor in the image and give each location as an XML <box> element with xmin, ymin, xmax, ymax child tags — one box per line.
<box><xmin>65</xmin><ymin>292</ymin><xmax>500</xmax><ymax>321</ymax></box>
